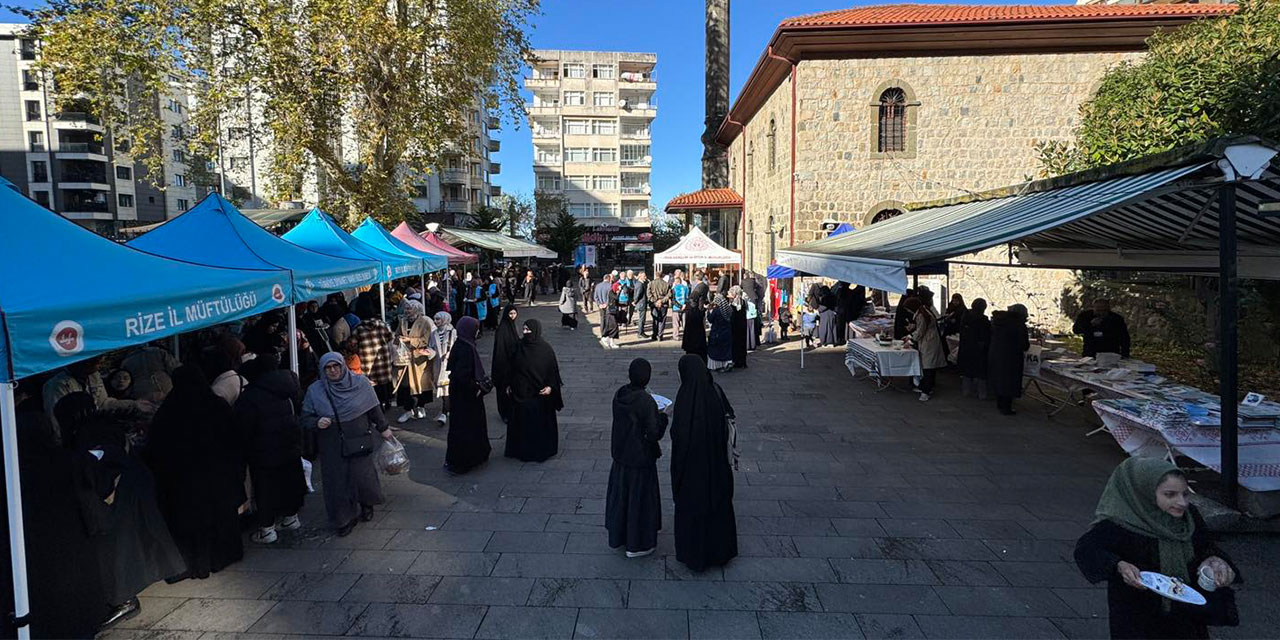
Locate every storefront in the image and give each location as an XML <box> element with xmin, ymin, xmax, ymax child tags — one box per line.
<box><xmin>575</xmin><ymin>223</ymin><xmax>653</xmax><ymax>270</ymax></box>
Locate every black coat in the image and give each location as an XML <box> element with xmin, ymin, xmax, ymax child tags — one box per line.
<box><xmin>670</xmin><ymin>357</ymin><xmax>737</xmax><ymax>571</ymax></box>
<box><xmin>987</xmin><ymin>311</ymin><xmax>1029</xmax><ymax>397</ymax></box>
<box><xmin>957</xmin><ymin>310</ymin><xmax>992</xmax><ymax>379</ymax></box>
<box><xmin>446</xmin><ymin>340</ymin><xmax>491</xmax><ymax>472</ymax></box>
<box><xmin>611</xmin><ymin>385</ymin><xmax>667</xmax><ymax>467</ymax></box>
<box><xmin>1074</xmin><ymin>506</ymin><xmax>1240</xmax><ymax>640</ymax></box>
<box><xmin>235</xmin><ymin>369</ymin><xmax>302</xmax><ymax>468</ymax></box>
<box><xmin>1073</xmin><ymin>310</ymin><xmax>1131</xmax><ymax>358</ymax></box>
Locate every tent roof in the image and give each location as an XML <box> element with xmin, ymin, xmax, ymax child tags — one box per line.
<box><xmin>128</xmin><ymin>193</ymin><xmax>381</xmax><ymax>302</ymax></box>
<box><xmin>352</xmin><ymin>218</ymin><xmax>448</xmax><ymax>273</ymax></box>
<box><xmin>654</xmin><ymin>226</ymin><xmax>742</xmax><ymax>265</ymax></box>
<box><xmin>393</xmin><ymin>224</ymin><xmax>477</xmax><ymax>264</ymax></box>
<box><xmin>283</xmin><ymin>209</ymin><xmax>423</xmax><ymax>281</ymax></box>
<box><xmin>440</xmin><ymin>227</ymin><xmax>557</xmax><ymax>259</ymax></box>
<box><xmin>119</xmin><ymin>206</ymin><xmax>309</xmax><ymax>235</ymax></box>
<box><xmin>778</xmin><ymin>137</ymin><xmax>1280</xmax><ymax>292</ymax></box>
<box><xmin>0</xmin><ymin>188</ymin><xmax>289</xmax><ymax>382</ymax></box>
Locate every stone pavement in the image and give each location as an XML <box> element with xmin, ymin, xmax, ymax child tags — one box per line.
<box><xmin>107</xmin><ymin>301</ymin><xmax>1279</xmax><ymax>639</ymax></box>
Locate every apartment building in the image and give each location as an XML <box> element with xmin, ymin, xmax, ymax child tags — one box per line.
<box><xmin>526</xmin><ymin>50</ymin><xmax>656</xmax><ymax>265</ymax></box>
<box><xmin>0</xmin><ymin>24</ymin><xmax>200</xmax><ymax>236</ymax></box>
<box><xmin>412</xmin><ymin>103</ymin><xmax>502</xmax><ymax>226</ymax></box>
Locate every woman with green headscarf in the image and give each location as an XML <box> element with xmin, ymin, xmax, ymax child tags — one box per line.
<box><xmin>1074</xmin><ymin>457</ymin><xmax>1240</xmax><ymax>639</ymax></box>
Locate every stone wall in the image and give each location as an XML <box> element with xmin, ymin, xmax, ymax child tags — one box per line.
<box><xmin>729</xmin><ymin>50</ymin><xmax>1145</xmax><ymax>329</ymax></box>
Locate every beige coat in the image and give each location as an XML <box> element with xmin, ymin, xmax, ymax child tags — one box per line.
<box><xmin>911</xmin><ymin>309</ymin><xmax>948</xmax><ymax>370</ymax></box>
<box><xmin>400</xmin><ymin>314</ymin><xmax>437</xmax><ymax>395</ymax></box>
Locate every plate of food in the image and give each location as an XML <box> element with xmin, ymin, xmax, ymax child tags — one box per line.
<box><xmin>1140</xmin><ymin>571</ymin><xmax>1206</xmax><ymax>606</ymax></box>
<box><xmin>650</xmin><ymin>393</ymin><xmax>672</xmax><ymax>412</ymax></box>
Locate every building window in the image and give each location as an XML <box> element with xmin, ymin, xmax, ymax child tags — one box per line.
<box><xmin>592</xmin><ymin>64</ymin><xmax>614</xmax><ymax>79</ymax></box>
<box><xmin>173</xmin><ymin>174</ymin><xmax>187</xmax><ymax>187</ymax></box>
<box><xmin>592</xmin><ymin>91</ymin><xmax>615</xmax><ymax>107</ymax></box>
<box><xmin>592</xmin><ymin>119</ymin><xmax>617</xmax><ymax>135</ymax></box>
<box><xmin>20</xmin><ymin>38</ymin><xmax>36</xmax><ymax>60</ymax></box>
<box><xmin>877</xmin><ymin>88</ymin><xmax>907</xmax><ymax>153</ymax></box>
<box><xmin>118</xmin><ymin>193</ymin><xmax>134</xmax><ymax>207</ymax></box>
<box><xmin>620</xmin><ymin>145</ymin><xmax>649</xmax><ymax>166</ymax></box>
<box><xmin>592</xmin><ymin>147</ymin><xmax>617</xmax><ymax>163</ymax></box>
<box><xmin>22</xmin><ymin>69</ymin><xmax>38</xmax><ymax>91</ymax></box>
<box><xmin>33</xmin><ymin>190</ymin><xmax>50</xmax><ymax>207</ymax></box>
<box><xmin>563</xmin><ymin>91</ymin><xmax>585</xmax><ymax>106</ymax></box>
<box><xmin>28</xmin><ymin>131</ymin><xmax>44</xmax><ymax>152</ymax></box>
<box><xmin>564</xmin><ymin>147</ymin><xmax>590</xmax><ymax>163</ymax></box>
<box><xmin>747</xmin><ymin>142</ymin><xmax>754</xmax><ymax>178</ymax></box>
<box><xmin>596</xmin><ymin>203</ymin><xmax>619</xmax><ymax>217</ymax></box>
<box><xmin>172</xmin><ymin>149</ymin><xmax>186</xmax><ymax>162</ymax></box>
<box><xmin>563</xmin><ymin>63</ymin><xmax>586</xmax><ymax>79</ymax></box>
<box><xmin>566</xmin><ymin>119</ymin><xmax>589</xmax><ymax>135</ymax></box>
<box><xmin>25</xmin><ymin>100</ymin><xmax>41</xmax><ymax>121</ymax></box>
<box><xmin>171</xmin><ymin>124</ymin><xmax>184</xmax><ymax>140</ymax></box>
<box><xmin>870</xmin><ymin>208</ymin><xmax>904</xmax><ymax>224</ymax></box>
<box><xmin>31</xmin><ymin>160</ymin><xmax>48</xmax><ymax>183</ymax></box>
<box><xmin>566</xmin><ymin>175</ymin><xmax>590</xmax><ymax>190</ymax></box>
<box><xmin>768</xmin><ymin>117</ymin><xmax>777</xmax><ymax>173</ymax></box>
<box><xmin>536</xmin><ymin>146</ymin><xmax>561</xmax><ymax>165</ymax></box>
<box><xmin>166</xmin><ymin>98</ymin><xmax>183</xmax><ymax>113</ymax></box>
<box><xmin>115</xmin><ymin>166</ymin><xmax>132</xmax><ymax>180</ymax></box>
<box><xmin>116</xmin><ymin>138</ymin><xmax>131</xmax><ymax>153</ymax></box>
<box><xmin>569</xmin><ymin>203</ymin><xmax>591</xmax><ymax>217</ymax></box>
<box><xmin>592</xmin><ymin>175</ymin><xmax>617</xmax><ymax>190</ymax></box>
<box><xmin>177</xmin><ymin>198</ymin><xmax>189</xmax><ymax>211</ymax></box>
<box><xmin>622</xmin><ymin>203</ymin><xmax>648</xmax><ymax>218</ymax></box>
<box><xmin>229</xmin><ymin>156</ymin><xmax>250</xmax><ymax>171</ymax></box>
<box><xmin>536</xmin><ymin>175</ymin><xmax>561</xmax><ymax>191</ymax></box>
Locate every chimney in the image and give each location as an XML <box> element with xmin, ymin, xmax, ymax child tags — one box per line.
<box><xmin>701</xmin><ymin>0</ymin><xmax>730</xmax><ymax>190</ymax></box>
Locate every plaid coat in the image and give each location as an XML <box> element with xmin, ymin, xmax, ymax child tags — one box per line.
<box><xmin>354</xmin><ymin>318</ymin><xmax>394</xmax><ymax>385</ymax></box>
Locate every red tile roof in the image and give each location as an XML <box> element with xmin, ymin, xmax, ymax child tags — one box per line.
<box><xmin>781</xmin><ymin>3</ymin><xmax>1236</xmax><ymax>28</ymax></box>
<box><xmin>665</xmin><ymin>188</ymin><xmax>745</xmax><ymax>211</ymax></box>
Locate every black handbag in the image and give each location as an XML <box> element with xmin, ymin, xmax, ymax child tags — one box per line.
<box><xmin>325</xmin><ymin>388</ymin><xmax>376</xmax><ymax>459</ymax></box>
<box><xmin>475</xmin><ymin>376</ymin><xmax>494</xmax><ymax>396</ymax></box>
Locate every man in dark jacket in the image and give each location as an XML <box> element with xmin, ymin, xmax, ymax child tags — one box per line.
<box><xmin>646</xmin><ymin>272</ymin><xmax>672</xmax><ymax>342</ymax></box>
<box><xmin>1073</xmin><ymin>299</ymin><xmax>1130</xmax><ymax>358</ymax></box>
<box><xmin>633</xmin><ymin>273</ymin><xmax>651</xmax><ymax>338</ymax></box>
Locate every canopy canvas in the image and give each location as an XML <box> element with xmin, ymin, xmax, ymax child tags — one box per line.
<box><xmin>283</xmin><ymin>209</ymin><xmax>423</xmax><ymax>281</ymax></box>
<box><xmin>0</xmin><ymin>189</ymin><xmax>289</xmax><ymax>383</ymax></box>
<box><xmin>129</xmin><ymin>193</ymin><xmax>382</xmax><ymax>303</ymax></box>
<box><xmin>390</xmin><ymin>222</ymin><xmax>477</xmax><ymax>265</ymax></box>
<box><xmin>653</xmin><ymin>226</ymin><xmax>742</xmax><ymax>266</ymax></box>
<box><xmin>351</xmin><ymin>218</ymin><xmax>448</xmax><ymax>274</ymax></box>
<box><xmin>440</xmin><ymin>227</ymin><xmax>557</xmax><ymax>259</ymax></box>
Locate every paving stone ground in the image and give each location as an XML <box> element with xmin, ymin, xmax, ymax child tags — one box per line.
<box><xmin>108</xmin><ymin>301</ymin><xmax>1279</xmax><ymax>639</ymax></box>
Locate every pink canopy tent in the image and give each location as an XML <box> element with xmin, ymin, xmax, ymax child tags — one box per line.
<box><xmin>389</xmin><ymin>221</ymin><xmax>462</xmax><ymax>265</ymax></box>
<box><xmin>415</xmin><ymin>228</ymin><xmax>479</xmax><ymax>264</ymax></box>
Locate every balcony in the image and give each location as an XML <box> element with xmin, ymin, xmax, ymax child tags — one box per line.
<box><xmin>442</xmin><ymin>200</ymin><xmax>470</xmax><ymax>213</ymax></box>
<box><xmin>525</xmin><ymin>104</ymin><xmax>559</xmax><ymax>117</ymax></box>
<box><xmin>488</xmin><ymin>139</ymin><xmax>500</xmax><ymax>152</ymax></box>
<box><xmin>54</xmin><ymin>111</ymin><xmax>104</xmax><ymax>130</ymax></box>
<box><xmin>490</xmin><ymin>185</ymin><xmax>502</xmax><ymax>197</ymax></box>
<box><xmin>620</xmin><ymin>185</ymin><xmax>650</xmax><ymax>197</ymax></box>
<box><xmin>439</xmin><ymin>168</ymin><xmax>467</xmax><ymax>184</ymax></box>
<box><xmin>619</xmin><ymin>103</ymin><xmax>657</xmax><ymax>119</ymax></box>
<box><xmin>56</xmin><ymin>142</ymin><xmax>108</xmax><ymax>162</ymax></box>
<box><xmin>620</xmin><ymin>158</ymin><xmax>652</xmax><ymax>168</ymax></box>
<box><xmin>620</xmin><ymin>129</ymin><xmax>651</xmax><ymax>140</ymax></box>
<box><xmin>533</xmin><ymin>158</ymin><xmax>561</xmax><ymax>168</ymax></box>
<box><xmin>532</xmin><ymin>128</ymin><xmax>560</xmax><ymax>139</ymax></box>
<box><xmin>487</xmin><ymin>116</ymin><xmax>500</xmax><ymax>130</ymax></box>
<box><xmin>524</xmin><ymin>77</ymin><xmax>559</xmax><ymax>90</ymax></box>
<box><xmin>489</xmin><ymin>162</ymin><xmax>501</xmax><ymax>175</ymax></box>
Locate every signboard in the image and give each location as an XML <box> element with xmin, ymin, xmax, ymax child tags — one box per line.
<box><xmin>624</xmin><ymin>243</ymin><xmax>654</xmax><ymax>252</ymax></box>
<box><xmin>574</xmin><ymin>244</ymin><xmax>597</xmax><ymax>266</ymax></box>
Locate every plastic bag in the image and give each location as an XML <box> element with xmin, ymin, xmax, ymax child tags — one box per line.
<box><xmin>378</xmin><ymin>436</ymin><xmax>411</xmax><ymax>475</ymax></box>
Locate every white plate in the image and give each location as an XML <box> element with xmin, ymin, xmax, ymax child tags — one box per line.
<box><xmin>1140</xmin><ymin>571</ymin><xmax>1206</xmax><ymax>606</ymax></box>
<box><xmin>650</xmin><ymin>393</ymin><xmax>672</xmax><ymax>411</ymax></box>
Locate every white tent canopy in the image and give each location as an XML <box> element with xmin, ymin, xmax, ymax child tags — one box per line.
<box><xmin>653</xmin><ymin>227</ymin><xmax>742</xmax><ymax>266</ymax></box>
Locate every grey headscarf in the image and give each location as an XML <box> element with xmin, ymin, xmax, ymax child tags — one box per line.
<box><xmin>302</xmin><ymin>352</ymin><xmax>380</xmax><ymax>422</ymax></box>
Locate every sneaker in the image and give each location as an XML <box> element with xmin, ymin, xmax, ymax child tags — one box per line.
<box><xmin>436</xmin><ymin>412</ymin><xmax>448</xmax><ymax>425</ymax></box>
<box><xmin>279</xmin><ymin>515</ymin><xmax>302</xmax><ymax>531</ymax></box>
<box><xmin>397</xmin><ymin>411</ymin><xmax>414</xmax><ymax>424</ymax></box>
<box><xmin>600</xmin><ymin>337</ymin><xmax>610</xmax><ymax>349</ymax></box>
<box><xmin>919</xmin><ymin>393</ymin><xmax>931</xmax><ymax>402</ymax></box>
<box><xmin>99</xmin><ymin>598</ymin><xmax>141</xmax><ymax>630</ymax></box>
<box><xmin>415</xmin><ymin>407</ymin><xmax>428</xmax><ymax>419</ymax></box>
<box><xmin>625</xmin><ymin>548</ymin><xmax>656</xmax><ymax>558</ymax></box>
<box><xmin>251</xmin><ymin>527</ymin><xmax>278</xmax><ymax>544</ymax></box>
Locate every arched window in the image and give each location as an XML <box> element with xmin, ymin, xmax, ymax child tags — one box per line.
<box><xmin>747</xmin><ymin>141</ymin><xmax>754</xmax><ymax>179</ymax></box>
<box><xmin>767</xmin><ymin>117</ymin><xmax>777</xmax><ymax>173</ymax></box>
<box><xmin>877</xmin><ymin>88</ymin><xmax>907</xmax><ymax>153</ymax></box>
<box><xmin>870</xmin><ymin>208</ymin><xmax>903</xmax><ymax>225</ymax></box>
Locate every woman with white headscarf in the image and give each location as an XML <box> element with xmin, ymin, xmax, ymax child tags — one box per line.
<box><xmin>396</xmin><ymin>299</ymin><xmax>437</xmax><ymax>423</ymax></box>
<box><xmin>428</xmin><ymin>311</ymin><xmax>456</xmax><ymax>425</ymax></box>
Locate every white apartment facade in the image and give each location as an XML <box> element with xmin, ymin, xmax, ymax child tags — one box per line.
<box><xmin>526</xmin><ymin>50</ymin><xmax>656</xmax><ymax>264</ymax></box>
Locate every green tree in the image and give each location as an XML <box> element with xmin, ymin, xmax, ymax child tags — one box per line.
<box><xmin>468</xmin><ymin>205</ymin><xmax>508</xmax><ymax>231</ymax></box>
<box><xmin>539</xmin><ymin>209</ymin><xmax>587</xmax><ymax>260</ymax></box>
<box><xmin>650</xmin><ymin>210</ymin><xmax>684</xmax><ymax>254</ymax></box>
<box><xmin>496</xmin><ymin>192</ymin><xmax>534</xmax><ymax>238</ymax></box>
<box><xmin>1036</xmin><ymin>0</ymin><xmax>1280</xmax><ymax>176</ymax></box>
<box><xmin>26</xmin><ymin>0</ymin><xmax>537</xmax><ymax>226</ymax></box>
<box><xmin>533</xmin><ymin>189</ymin><xmax>568</xmax><ymax>232</ymax></box>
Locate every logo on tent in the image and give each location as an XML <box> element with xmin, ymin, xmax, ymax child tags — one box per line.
<box><xmin>49</xmin><ymin>320</ymin><xmax>85</xmax><ymax>356</ymax></box>
<box><xmin>271</xmin><ymin>283</ymin><xmax>286</xmax><ymax>304</ymax></box>
<box><xmin>385</xmin><ymin>266</ymin><xmax>393</xmax><ymax>279</ymax></box>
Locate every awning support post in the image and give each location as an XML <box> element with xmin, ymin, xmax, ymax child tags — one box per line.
<box><xmin>379</xmin><ymin>283</ymin><xmax>387</xmax><ymax>324</ymax></box>
<box><xmin>1</xmin><ymin>382</ymin><xmax>31</xmax><ymax>639</ymax></box>
<box><xmin>287</xmin><ymin>305</ymin><xmax>299</xmax><ymax>374</ymax></box>
<box><xmin>1218</xmin><ymin>183</ymin><xmax>1239</xmax><ymax>508</ymax></box>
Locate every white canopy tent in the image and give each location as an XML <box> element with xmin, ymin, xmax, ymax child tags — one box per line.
<box><xmin>653</xmin><ymin>226</ymin><xmax>742</xmax><ymax>266</ymax></box>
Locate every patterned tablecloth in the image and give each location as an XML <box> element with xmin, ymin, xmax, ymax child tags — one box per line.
<box><xmin>845</xmin><ymin>338</ymin><xmax>922</xmax><ymax>381</ymax></box>
<box><xmin>1094</xmin><ymin>399</ymin><xmax>1280</xmax><ymax>493</ymax></box>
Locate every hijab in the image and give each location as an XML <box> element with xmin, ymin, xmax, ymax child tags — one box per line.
<box><xmin>1007</xmin><ymin>303</ymin><xmax>1029</xmax><ymax>320</ymax></box>
<box><xmin>302</xmin><ymin>352</ymin><xmax>380</xmax><ymax>422</ymax></box>
<box><xmin>628</xmin><ymin>358</ymin><xmax>651</xmax><ymax>389</ymax></box>
<box><xmin>455</xmin><ymin>316</ymin><xmax>486</xmax><ymax>378</ymax></box>
<box><xmin>728</xmin><ymin>285</ymin><xmax>744</xmax><ymax>310</ymax></box>
<box><xmin>344</xmin><ymin>313</ymin><xmax>362</xmax><ymax>331</ymax></box>
<box><xmin>514</xmin><ymin>319</ymin><xmax>562</xmax><ymax>398</ymax></box>
<box><xmin>493</xmin><ymin>305</ymin><xmax>521</xmax><ymax>375</ymax></box>
<box><xmin>1094</xmin><ymin>457</ymin><xmax>1195</xmax><ymax>584</ymax></box>
<box><xmin>670</xmin><ymin>354</ymin><xmax>730</xmax><ymax>512</ymax></box>
<box><xmin>403</xmin><ymin>299</ymin><xmax>424</xmax><ymax>323</ymax></box>
<box><xmin>433</xmin><ymin>311</ymin><xmax>453</xmax><ymax>330</ymax></box>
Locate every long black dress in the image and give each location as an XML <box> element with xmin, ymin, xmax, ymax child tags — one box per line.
<box><xmin>988</xmin><ymin>310</ymin><xmax>1029</xmax><ymax>399</ymax></box>
<box><xmin>492</xmin><ymin>306</ymin><xmax>520</xmax><ymax>423</ymax></box>
<box><xmin>147</xmin><ymin>366</ymin><xmax>245</xmax><ymax>580</ymax></box>
<box><xmin>505</xmin><ymin>320</ymin><xmax>563</xmax><ymax>462</ymax></box>
<box><xmin>682</xmin><ymin>283</ymin><xmax>709</xmax><ymax>361</ymax></box>
<box><xmin>1075</xmin><ymin>506</ymin><xmax>1240</xmax><ymax>639</ymax></box>
<box><xmin>606</xmin><ymin>361</ymin><xmax>668</xmax><ymax>553</ymax></box>
<box><xmin>670</xmin><ymin>355</ymin><xmax>737</xmax><ymax>571</ymax></box>
<box><xmin>706</xmin><ymin>299</ymin><xmax>733</xmax><ymax>365</ymax></box>
<box><xmin>730</xmin><ymin>304</ymin><xmax>748</xmax><ymax>368</ymax></box>
<box><xmin>957</xmin><ymin>309</ymin><xmax>992</xmax><ymax>380</ymax></box>
<box><xmin>234</xmin><ymin>362</ymin><xmax>307</xmax><ymax>528</ymax></box>
<box><xmin>445</xmin><ymin>338</ymin><xmax>492</xmax><ymax>472</ymax></box>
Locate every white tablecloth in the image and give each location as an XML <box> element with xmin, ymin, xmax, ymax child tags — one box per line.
<box><xmin>1094</xmin><ymin>400</ymin><xmax>1280</xmax><ymax>493</ymax></box>
<box><xmin>845</xmin><ymin>338</ymin><xmax>922</xmax><ymax>380</ymax></box>
<box><xmin>849</xmin><ymin>315</ymin><xmax>895</xmax><ymax>340</ymax></box>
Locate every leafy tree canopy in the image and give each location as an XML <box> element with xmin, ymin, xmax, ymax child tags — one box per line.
<box><xmin>24</xmin><ymin>0</ymin><xmax>537</xmax><ymax>226</ymax></box>
<box><xmin>1037</xmin><ymin>0</ymin><xmax>1280</xmax><ymax>176</ymax></box>
<box><xmin>468</xmin><ymin>205</ymin><xmax>508</xmax><ymax>232</ymax></box>
<box><xmin>538</xmin><ymin>207</ymin><xmax>587</xmax><ymax>260</ymax></box>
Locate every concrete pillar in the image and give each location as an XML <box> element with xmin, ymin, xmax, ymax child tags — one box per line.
<box><xmin>702</xmin><ymin>0</ymin><xmax>730</xmax><ymax>190</ymax></box>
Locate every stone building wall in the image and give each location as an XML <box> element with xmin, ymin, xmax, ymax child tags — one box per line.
<box><xmin>729</xmin><ymin>50</ymin><xmax>1144</xmax><ymax>330</ymax></box>
<box><xmin>730</xmin><ymin>72</ymin><xmax>794</xmax><ymax>273</ymax></box>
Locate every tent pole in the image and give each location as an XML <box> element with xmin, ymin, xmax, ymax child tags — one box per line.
<box><xmin>171</xmin><ymin>334</ymin><xmax>180</xmax><ymax>360</ymax></box>
<box><xmin>1218</xmin><ymin>183</ymin><xmax>1239</xmax><ymax>509</ymax></box>
<box><xmin>1</xmin><ymin>382</ymin><xmax>31</xmax><ymax>639</ymax></box>
<box><xmin>287</xmin><ymin>306</ymin><xmax>299</xmax><ymax>374</ymax></box>
<box><xmin>379</xmin><ymin>283</ymin><xmax>387</xmax><ymax>324</ymax></box>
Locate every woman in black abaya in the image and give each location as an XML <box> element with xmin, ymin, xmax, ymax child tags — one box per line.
<box><xmin>670</xmin><ymin>355</ymin><xmax>738</xmax><ymax>572</ymax></box>
<box><xmin>706</xmin><ymin>293</ymin><xmax>734</xmax><ymax>371</ymax></box>
<box><xmin>492</xmin><ymin>305</ymin><xmax>520</xmax><ymax>423</ymax></box>
<box><xmin>606</xmin><ymin>359</ymin><xmax>668</xmax><ymax>557</ymax></box>
<box><xmin>505</xmin><ymin>319</ymin><xmax>563</xmax><ymax>462</ymax></box>
<box><xmin>147</xmin><ymin>365</ymin><xmax>245</xmax><ymax>580</ymax></box>
<box><xmin>682</xmin><ymin>279</ymin><xmax>709</xmax><ymax>362</ymax></box>
<box><xmin>729</xmin><ymin>285</ymin><xmax>748</xmax><ymax>369</ymax></box>
<box><xmin>445</xmin><ymin>316</ymin><xmax>492</xmax><ymax>473</ymax></box>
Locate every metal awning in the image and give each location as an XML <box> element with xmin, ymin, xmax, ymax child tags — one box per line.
<box><xmin>777</xmin><ymin>138</ymin><xmax>1280</xmax><ymax>292</ymax></box>
<box><xmin>440</xmin><ymin>227</ymin><xmax>557</xmax><ymax>259</ymax></box>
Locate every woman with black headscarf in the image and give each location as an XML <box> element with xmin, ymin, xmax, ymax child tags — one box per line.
<box><xmin>147</xmin><ymin>365</ymin><xmax>246</xmax><ymax>579</ymax></box>
<box><xmin>729</xmin><ymin>285</ymin><xmax>749</xmax><ymax>369</ymax></box>
<box><xmin>607</xmin><ymin>358</ymin><xmax>668</xmax><ymax>558</ymax></box>
<box><xmin>301</xmin><ymin>353</ymin><xmax>394</xmax><ymax>536</ymax></box>
<box><xmin>958</xmin><ymin>298</ymin><xmax>991</xmax><ymax>399</ymax></box>
<box><xmin>670</xmin><ymin>355</ymin><xmax>737</xmax><ymax>572</ymax></box>
<box><xmin>234</xmin><ymin>355</ymin><xmax>307</xmax><ymax>545</ymax></box>
<box><xmin>989</xmin><ymin>303</ymin><xmax>1030</xmax><ymax>416</ymax></box>
<box><xmin>445</xmin><ymin>316</ymin><xmax>491</xmax><ymax>473</ymax></box>
<box><xmin>492</xmin><ymin>305</ymin><xmax>521</xmax><ymax>423</ymax></box>
<box><xmin>505</xmin><ymin>319</ymin><xmax>563</xmax><ymax>462</ymax></box>
<box><xmin>682</xmin><ymin>275</ymin><xmax>709</xmax><ymax>362</ymax></box>
<box><xmin>706</xmin><ymin>293</ymin><xmax>734</xmax><ymax>372</ymax></box>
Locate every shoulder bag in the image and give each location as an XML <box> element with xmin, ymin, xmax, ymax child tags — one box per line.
<box><xmin>325</xmin><ymin>387</ymin><xmax>377</xmax><ymax>459</ymax></box>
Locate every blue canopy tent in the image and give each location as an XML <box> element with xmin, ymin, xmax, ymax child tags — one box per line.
<box><xmin>284</xmin><ymin>209</ymin><xmax>424</xmax><ymax>321</ymax></box>
<box><xmin>129</xmin><ymin>193</ymin><xmax>384</xmax><ymax>371</ymax></box>
<box><xmin>0</xmin><ymin>188</ymin><xmax>290</xmax><ymax>637</ymax></box>
<box><xmin>351</xmin><ymin>218</ymin><xmax>449</xmax><ymax>292</ymax></box>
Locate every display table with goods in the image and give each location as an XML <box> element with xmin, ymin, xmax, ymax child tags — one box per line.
<box><xmin>1023</xmin><ymin>349</ymin><xmax>1162</xmax><ymax>418</ymax></box>
<box><xmin>848</xmin><ymin>313</ymin><xmax>896</xmax><ymax>340</ymax></box>
<box><xmin>845</xmin><ymin>337</ymin><xmax>922</xmax><ymax>390</ymax></box>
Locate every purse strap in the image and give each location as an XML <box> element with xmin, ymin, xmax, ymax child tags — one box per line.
<box><xmin>322</xmin><ymin>385</ymin><xmax>344</xmax><ymax>434</ymax></box>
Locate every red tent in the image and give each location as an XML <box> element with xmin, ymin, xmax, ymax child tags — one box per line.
<box><xmin>390</xmin><ymin>222</ymin><xmax>477</xmax><ymax>264</ymax></box>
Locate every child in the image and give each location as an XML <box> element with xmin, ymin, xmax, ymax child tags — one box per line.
<box><xmin>801</xmin><ymin>305</ymin><xmax>818</xmax><ymax>349</ymax></box>
<box><xmin>777</xmin><ymin>305</ymin><xmax>793</xmax><ymax>341</ymax></box>
<box><xmin>341</xmin><ymin>336</ymin><xmax>364</xmax><ymax>376</ymax></box>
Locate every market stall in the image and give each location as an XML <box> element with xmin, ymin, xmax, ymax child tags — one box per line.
<box><xmin>392</xmin><ymin>223</ymin><xmax>477</xmax><ymax>265</ymax></box>
<box><xmin>439</xmin><ymin>226</ymin><xmax>556</xmax><ymax>260</ymax></box>
<box><xmin>652</xmin><ymin>226</ymin><xmax>741</xmax><ymax>268</ymax></box>
<box><xmin>845</xmin><ymin>338</ymin><xmax>922</xmax><ymax>390</ymax></box>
